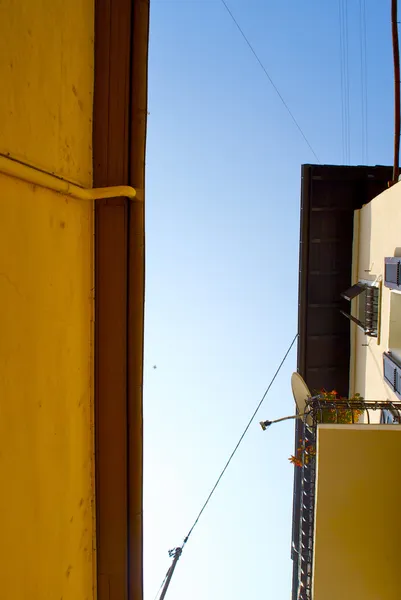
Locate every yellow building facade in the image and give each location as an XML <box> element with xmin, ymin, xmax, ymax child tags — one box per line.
<box><xmin>350</xmin><ymin>182</ymin><xmax>401</xmax><ymax>409</ymax></box>
<box><xmin>294</xmin><ymin>177</ymin><xmax>401</xmax><ymax>600</ymax></box>
<box><xmin>0</xmin><ymin>1</ymin><xmax>149</xmax><ymax>599</ymax></box>
<box><xmin>314</xmin><ymin>425</ymin><xmax>401</xmax><ymax>600</ymax></box>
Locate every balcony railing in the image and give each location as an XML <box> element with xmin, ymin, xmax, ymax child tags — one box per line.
<box><xmin>340</xmin><ymin>283</ymin><xmax>380</xmax><ymax>338</ymax></box>
<box><xmin>293</xmin><ymin>398</ymin><xmax>401</xmax><ymax>600</ymax></box>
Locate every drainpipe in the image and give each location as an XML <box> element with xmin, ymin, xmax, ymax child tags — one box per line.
<box><xmin>392</xmin><ymin>0</ymin><xmax>400</xmax><ymax>184</ymax></box>
<box><xmin>0</xmin><ymin>154</ymin><xmax>139</xmax><ymax>202</ymax></box>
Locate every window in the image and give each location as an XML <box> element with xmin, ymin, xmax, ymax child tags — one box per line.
<box><xmin>340</xmin><ymin>281</ymin><xmax>380</xmax><ymax>337</ymax></box>
<box><xmin>383</xmin><ymin>352</ymin><xmax>401</xmax><ymax>400</ymax></box>
<box><xmin>384</xmin><ymin>257</ymin><xmax>401</xmax><ymax>290</ymax></box>
<box><xmin>380</xmin><ymin>409</ymin><xmax>400</xmax><ymax>424</ymax></box>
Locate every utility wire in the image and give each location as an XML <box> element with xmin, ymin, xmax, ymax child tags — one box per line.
<box><xmin>343</xmin><ymin>0</ymin><xmax>351</xmax><ymax>164</ymax></box>
<box><xmin>219</xmin><ymin>0</ymin><xmax>320</xmax><ymax>164</ymax></box>
<box><xmin>392</xmin><ymin>0</ymin><xmax>400</xmax><ymax>183</ymax></box>
<box><xmin>152</xmin><ymin>333</ymin><xmax>299</xmax><ymax>600</ymax></box>
<box><xmin>363</xmin><ymin>0</ymin><xmax>369</xmax><ymax>164</ymax></box>
<box><xmin>183</xmin><ymin>332</ymin><xmax>299</xmax><ymax>545</ymax></box>
<box><xmin>358</xmin><ymin>0</ymin><xmax>364</xmax><ymax>163</ymax></box>
<box><xmin>153</xmin><ymin>571</ymin><xmax>169</xmax><ymax>600</ymax></box>
<box><xmin>359</xmin><ymin>0</ymin><xmax>368</xmax><ymax>164</ymax></box>
<box><xmin>339</xmin><ymin>0</ymin><xmax>350</xmax><ymax>164</ymax></box>
<box><xmin>339</xmin><ymin>0</ymin><xmax>345</xmax><ymax>162</ymax></box>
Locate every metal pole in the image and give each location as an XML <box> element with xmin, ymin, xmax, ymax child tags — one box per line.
<box><xmin>159</xmin><ymin>547</ymin><xmax>182</xmax><ymax>600</ymax></box>
<box><xmin>392</xmin><ymin>0</ymin><xmax>400</xmax><ymax>183</ymax></box>
<box><xmin>270</xmin><ymin>413</ymin><xmax>306</xmax><ymax>424</ymax></box>
<box><xmin>260</xmin><ymin>413</ymin><xmax>306</xmax><ymax>430</ymax></box>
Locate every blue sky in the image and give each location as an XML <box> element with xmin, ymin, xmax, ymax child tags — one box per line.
<box><xmin>144</xmin><ymin>2</ymin><xmax>394</xmax><ymax>598</ymax></box>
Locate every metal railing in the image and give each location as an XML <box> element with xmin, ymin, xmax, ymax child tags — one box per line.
<box><xmin>293</xmin><ymin>398</ymin><xmax>401</xmax><ymax>600</ymax></box>
<box><xmin>364</xmin><ymin>285</ymin><xmax>379</xmax><ymax>336</ymax></box>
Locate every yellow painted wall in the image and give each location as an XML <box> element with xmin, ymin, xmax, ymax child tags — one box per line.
<box><xmin>314</xmin><ymin>425</ymin><xmax>401</xmax><ymax>600</ymax></box>
<box><xmin>0</xmin><ymin>1</ymin><xmax>95</xmax><ymax>598</ymax></box>
<box><xmin>0</xmin><ymin>0</ymin><xmax>94</xmax><ymax>186</ymax></box>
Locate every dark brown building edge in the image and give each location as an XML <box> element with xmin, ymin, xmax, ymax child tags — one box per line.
<box><xmin>298</xmin><ymin>164</ymin><xmax>393</xmax><ymax>397</ymax></box>
<box><xmin>93</xmin><ymin>1</ymin><xmax>150</xmax><ymax>599</ymax></box>
<box><xmin>291</xmin><ymin>164</ymin><xmax>392</xmax><ymax>600</ymax></box>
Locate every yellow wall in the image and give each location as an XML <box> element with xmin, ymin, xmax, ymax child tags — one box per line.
<box><xmin>0</xmin><ymin>0</ymin><xmax>94</xmax><ymax>186</ymax></box>
<box><xmin>314</xmin><ymin>425</ymin><xmax>401</xmax><ymax>600</ymax></box>
<box><xmin>0</xmin><ymin>1</ymin><xmax>95</xmax><ymax>598</ymax></box>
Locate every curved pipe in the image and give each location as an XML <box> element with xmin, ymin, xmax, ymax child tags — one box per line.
<box><xmin>392</xmin><ymin>0</ymin><xmax>400</xmax><ymax>183</ymax></box>
<box><xmin>0</xmin><ymin>154</ymin><xmax>139</xmax><ymax>201</ymax></box>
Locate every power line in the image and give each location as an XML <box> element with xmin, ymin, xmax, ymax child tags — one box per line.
<box><xmin>359</xmin><ymin>0</ymin><xmax>368</xmax><ymax>164</ymax></box>
<box><xmin>338</xmin><ymin>0</ymin><xmax>345</xmax><ymax>162</ymax></box>
<box><xmin>339</xmin><ymin>0</ymin><xmax>350</xmax><ymax>164</ymax></box>
<box><xmin>153</xmin><ymin>333</ymin><xmax>299</xmax><ymax>599</ymax></box>
<box><xmin>362</xmin><ymin>0</ymin><xmax>368</xmax><ymax>163</ymax></box>
<box><xmin>343</xmin><ymin>0</ymin><xmax>351</xmax><ymax>164</ymax></box>
<box><xmin>183</xmin><ymin>332</ymin><xmax>298</xmax><ymax>545</ymax></box>
<box><xmin>392</xmin><ymin>0</ymin><xmax>400</xmax><ymax>183</ymax></box>
<box><xmin>153</xmin><ymin>571</ymin><xmax>169</xmax><ymax>600</ymax></box>
<box><xmin>219</xmin><ymin>0</ymin><xmax>321</xmax><ymax>164</ymax></box>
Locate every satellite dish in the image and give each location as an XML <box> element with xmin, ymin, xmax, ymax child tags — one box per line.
<box><xmin>291</xmin><ymin>372</ymin><xmax>313</xmax><ymax>425</ymax></box>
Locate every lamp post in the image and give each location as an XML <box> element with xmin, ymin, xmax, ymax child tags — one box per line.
<box><xmin>259</xmin><ymin>412</ymin><xmax>306</xmax><ymax>431</ymax></box>
<box><xmin>159</xmin><ymin>547</ymin><xmax>183</xmax><ymax>600</ymax></box>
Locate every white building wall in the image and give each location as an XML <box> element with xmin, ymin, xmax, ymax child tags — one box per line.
<box><xmin>351</xmin><ymin>182</ymin><xmax>401</xmax><ymax>421</ymax></box>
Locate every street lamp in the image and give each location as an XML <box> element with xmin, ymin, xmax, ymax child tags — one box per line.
<box><xmin>260</xmin><ymin>372</ymin><xmax>314</xmax><ymax>430</ymax></box>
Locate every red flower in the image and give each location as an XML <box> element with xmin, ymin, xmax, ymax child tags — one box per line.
<box><xmin>289</xmin><ymin>455</ymin><xmax>303</xmax><ymax>467</ymax></box>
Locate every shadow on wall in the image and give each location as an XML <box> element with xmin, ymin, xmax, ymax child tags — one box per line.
<box><xmin>394</xmin><ymin>247</ymin><xmax>401</xmax><ymax>257</ymax></box>
<box><xmin>351</xmin><ymin>204</ymin><xmax>373</xmax><ymax>401</ymax></box>
<box><xmin>358</xmin><ymin>203</ymin><xmax>373</xmax><ymax>281</ymax></box>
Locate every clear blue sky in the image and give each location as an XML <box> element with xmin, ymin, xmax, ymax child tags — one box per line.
<box><xmin>144</xmin><ymin>2</ymin><xmax>394</xmax><ymax>598</ymax></box>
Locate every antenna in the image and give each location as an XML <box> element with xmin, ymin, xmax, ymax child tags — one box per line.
<box><xmin>291</xmin><ymin>372</ymin><xmax>313</xmax><ymax>425</ymax></box>
<box><xmin>260</xmin><ymin>372</ymin><xmax>314</xmax><ymax>430</ymax></box>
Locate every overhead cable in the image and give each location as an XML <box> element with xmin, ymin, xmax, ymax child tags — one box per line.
<box><xmin>153</xmin><ymin>333</ymin><xmax>299</xmax><ymax>599</ymax></box>
<box><xmin>220</xmin><ymin>0</ymin><xmax>321</xmax><ymax>163</ymax></box>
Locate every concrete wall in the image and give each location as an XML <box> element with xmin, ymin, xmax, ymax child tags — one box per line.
<box><xmin>314</xmin><ymin>425</ymin><xmax>401</xmax><ymax>600</ymax></box>
<box><xmin>0</xmin><ymin>2</ymin><xmax>95</xmax><ymax>598</ymax></box>
<box><xmin>350</xmin><ymin>183</ymin><xmax>401</xmax><ymax>416</ymax></box>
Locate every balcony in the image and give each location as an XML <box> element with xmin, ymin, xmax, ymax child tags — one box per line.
<box><xmin>340</xmin><ymin>282</ymin><xmax>380</xmax><ymax>338</ymax></box>
<box><xmin>293</xmin><ymin>398</ymin><xmax>401</xmax><ymax>600</ymax></box>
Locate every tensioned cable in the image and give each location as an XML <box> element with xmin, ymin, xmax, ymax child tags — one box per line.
<box><xmin>182</xmin><ymin>332</ymin><xmax>299</xmax><ymax>545</ymax></box>
<box><xmin>152</xmin><ymin>333</ymin><xmax>299</xmax><ymax>599</ymax></box>
<box><xmin>339</xmin><ymin>0</ymin><xmax>346</xmax><ymax>162</ymax></box>
<box><xmin>339</xmin><ymin>0</ymin><xmax>351</xmax><ymax>164</ymax></box>
<box><xmin>362</xmin><ymin>0</ymin><xmax>369</xmax><ymax>163</ymax></box>
<box><xmin>219</xmin><ymin>0</ymin><xmax>320</xmax><ymax>164</ymax></box>
<box><xmin>344</xmin><ymin>0</ymin><xmax>351</xmax><ymax>163</ymax></box>
<box><xmin>153</xmin><ymin>571</ymin><xmax>169</xmax><ymax>600</ymax></box>
<box><xmin>359</xmin><ymin>0</ymin><xmax>368</xmax><ymax>164</ymax></box>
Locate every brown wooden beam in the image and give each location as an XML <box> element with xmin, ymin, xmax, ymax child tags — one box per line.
<box><xmin>128</xmin><ymin>1</ymin><xmax>150</xmax><ymax>598</ymax></box>
<box><xmin>93</xmin><ymin>0</ymin><xmax>149</xmax><ymax>598</ymax></box>
<box><xmin>95</xmin><ymin>200</ymin><xmax>129</xmax><ymax>599</ymax></box>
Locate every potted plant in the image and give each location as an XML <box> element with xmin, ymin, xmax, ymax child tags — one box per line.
<box><xmin>314</xmin><ymin>389</ymin><xmax>364</xmax><ymax>424</ymax></box>
<box><xmin>289</xmin><ymin>390</ymin><xmax>364</xmax><ymax>468</ymax></box>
